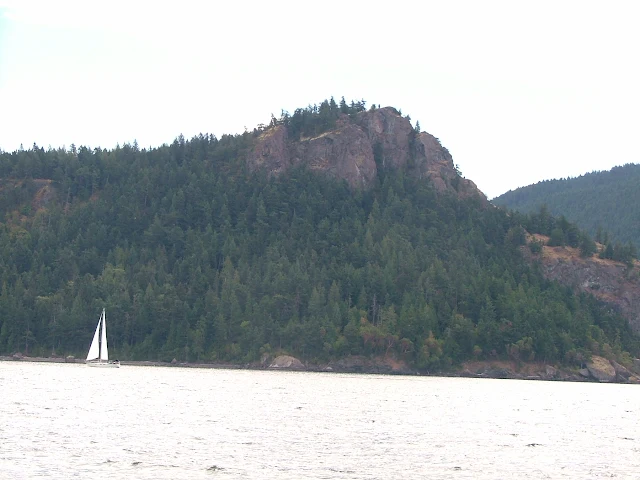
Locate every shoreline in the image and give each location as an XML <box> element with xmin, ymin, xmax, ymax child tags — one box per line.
<box><xmin>2</xmin><ymin>354</ymin><xmax>639</xmax><ymax>384</ymax></box>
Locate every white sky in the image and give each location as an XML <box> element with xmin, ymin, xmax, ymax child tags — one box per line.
<box><xmin>1</xmin><ymin>0</ymin><xmax>639</xmax><ymax>198</ymax></box>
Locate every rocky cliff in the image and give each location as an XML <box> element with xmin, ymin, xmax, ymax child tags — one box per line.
<box><xmin>524</xmin><ymin>234</ymin><xmax>640</xmax><ymax>333</ymax></box>
<box><xmin>247</xmin><ymin>107</ymin><xmax>485</xmax><ymax>201</ymax></box>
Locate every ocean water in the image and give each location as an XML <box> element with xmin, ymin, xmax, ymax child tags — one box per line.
<box><xmin>1</xmin><ymin>362</ymin><xmax>639</xmax><ymax>479</ymax></box>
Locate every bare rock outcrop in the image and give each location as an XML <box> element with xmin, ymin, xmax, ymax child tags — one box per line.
<box><xmin>269</xmin><ymin>355</ymin><xmax>305</xmax><ymax>370</ymax></box>
<box><xmin>326</xmin><ymin>355</ymin><xmax>412</xmax><ymax>375</ymax></box>
<box><xmin>523</xmin><ymin>237</ymin><xmax>640</xmax><ymax>333</ymax></box>
<box><xmin>247</xmin><ymin>106</ymin><xmax>487</xmax><ymax>201</ymax></box>
<box><xmin>611</xmin><ymin>361</ymin><xmax>633</xmax><ymax>381</ymax></box>
<box><xmin>247</xmin><ymin>125</ymin><xmax>291</xmax><ymax>175</ymax></box>
<box><xmin>354</xmin><ymin>107</ymin><xmax>413</xmax><ymax>170</ymax></box>
<box><xmin>31</xmin><ymin>179</ymin><xmax>56</xmax><ymax>210</ymax></box>
<box><xmin>292</xmin><ymin>124</ymin><xmax>377</xmax><ymax>189</ymax></box>
<box><xmin>586</xmin><ymin>355</ymin><xmax>616</xmax><ymax>382</ymax></box>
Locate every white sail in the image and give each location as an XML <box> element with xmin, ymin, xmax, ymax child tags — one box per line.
<box><xmin>86</xmin><ymin>312</ymin><xmax>101</xmax><ymax>361</ymax></box>
<box><xmin>86</xmin><ymin>308</ymin><xmax>119</xmax><ymax>367</ymax></box>
<box><xmin>100</xmin><ymin>309</ymin><xmax>109</xmax><ymax>361</ymax></box>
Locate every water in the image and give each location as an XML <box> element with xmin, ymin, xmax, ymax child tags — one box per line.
<box><xmin>1</xmin><ymin>362</ymin><xmax>639</xmax><ymax>479</ymax></box>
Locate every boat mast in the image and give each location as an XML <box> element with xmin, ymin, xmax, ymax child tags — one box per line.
<box><xmin>98</xmin><ymin>310</ymin><xmax>102</xmax><ymax>360</ymax></box>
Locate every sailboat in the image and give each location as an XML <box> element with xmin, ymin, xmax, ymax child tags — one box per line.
<box><xmin>86</xmin><ymin>308</ymin><xmax>120</xmax><ymax>368</ymax></box>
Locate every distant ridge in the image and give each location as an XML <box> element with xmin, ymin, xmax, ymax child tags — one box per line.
<box><xmin>493</xmin><ymin>163</ymin><xmax>640</xmax><ymax>249</ymax></box>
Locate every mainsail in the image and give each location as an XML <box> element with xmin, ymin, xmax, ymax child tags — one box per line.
<box><xmin>100</xmin><ymin>309</ymin><xmax>109</xmax><ymax>361</ymax></box>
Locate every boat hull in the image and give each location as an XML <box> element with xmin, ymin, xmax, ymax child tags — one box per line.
<box><xmin>86</xmin><ymin>361</ymin><xmax>120</xmax><ymax>368</ymax></box>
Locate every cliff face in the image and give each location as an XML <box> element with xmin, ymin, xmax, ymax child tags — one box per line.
<box><xmin>524</xmin><ymin>235</ymin><xmax>640</xmax><ymax>333</ymax></box>
<box><xmin>247</xmin><ymin>107</ymin><xmax>486</xmax><ymax>201</ymax></box>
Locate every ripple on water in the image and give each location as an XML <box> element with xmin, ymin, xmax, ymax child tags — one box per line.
<box><xmin>2</xmin><ymin>363</ymin><xmax>640</xmax><ymax>479</ymax></box>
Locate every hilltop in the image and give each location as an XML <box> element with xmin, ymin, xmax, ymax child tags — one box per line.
<box><xmin>248</xmin><ymin>105</ymin><xmax>484</xmax><ymax>200</ymax></box>
<box><xmin>0</xmin><ymin>98</ymin><xmax>639</xmax><ymax>381</ymax></box>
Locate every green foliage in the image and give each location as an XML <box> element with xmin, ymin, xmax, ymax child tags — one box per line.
<box><xmin>548</xmin><ymin>228</ymin><xmax>566</xmax><ymax>247</ymax></box>
<box><xmin>529</xmin><ymin>240</ymin><xmax>543</xmax><ymax>255</ymax></box>
<box><xmin>514</xmin><ymin>205</ymin><xmax>633</xmax><ymax>263</ymax></box>
<box><xmin>505</xmin><ymin>226</ymin><xmax>526</xmax><ymax>247</ymax></box>
<box><xmin>278</xmin><ymin>97</ymin><xmax>367</xmax><ymax>141</ymax></box>
<box><xmin>579</xmin><ymin>233</ymin><xmax>597</xmax><ymax>258</ymax></box>
<box><xmin>0</xmin><ymin>103</ymin><xmax>639</xmax><ymax>370</ymax></box>
<box><xmin>494</xmin><ymin>163</ymin><xmax>640</xmax><ymax>250</ymax></box>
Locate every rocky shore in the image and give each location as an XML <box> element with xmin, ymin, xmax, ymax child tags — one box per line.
<box><xmin>3</xmin><ymin>352</ymin><xmax>640</xmax><ymax>384</ymax></box>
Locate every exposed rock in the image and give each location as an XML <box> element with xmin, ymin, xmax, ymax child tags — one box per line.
<box><xmin>65</xmin><ymin>355</ymin><xmax>75</xmax><ymax>363</ymax></box>
<box><xmin>12</xmin><ymin>352</ymin><xmax>23</xmax><ymax>360</ymax></box>
<box><xmin>586</xmin><ymin>356</ymin><xmax>616</xmax><ymax>382</ymax></box>
<box><xmin>171</xmin><ymin>358</ymin><xmax>178</xmax><ymax>365</ymax></box>
<box><xmin>247</xmin><ymin>123</ymin><xmax>377</xmax><ymax>190</ymax></box>
<box><xmin>558</xmin><ymin>370</ymin><xmax>583</xmax><ymax>381</ymax></box>
<box><xmin>247</xmin><ymin>107</ymin><xmax>487</xmax><ymax>202</ymax></box>
<box><xmin>354</xmin><ymin>107</ymin><xmax>414</xmax><ymax>170</ymax></box>
<box><xmin>611</xmin><ymin>361</ymin><xmax>632</xmax><ymax>380</ymax></box>
<box><xmin>260</xmin><ymin>353</ymin><xmax>270</xmax><ymax>366</ymax></box>
<box><xmin>413</xmin><ymin>132</ymin><xmax>484</xmax><ymax>200</ymax></box>
<box><xmin>578</xmin><ymin>368</ymin><xmax>590</xmax><ymax>378</ymax></box>
<box><xmin>31</xmin><ymin>179</ymin><xmax>56</xmax><ymax>211</ymax></box>
<box><xmin>327</xmin><ymin>355</ymin><xmax>412</xmax><ymax>374</ymax></box>
<box><xmin>522</xmin><ymin>236</ymin><xmax>640</xmax><ymax>333</ymax></box>
<box><xmin>473</xmin><ymin>364</ymin><xmax>516</xmax><ymax>379</ymax></box>
<box><xmin>246</xmin><ymin>125</ymin><xmax>291</xmax><ymax>176</ymax></box>
<box><xmin>269</xmin><ymin>355</ymin><xmax>305</xmax><ymax>370</ymax></box>
<box><xmin>292</xmin><ymin>124</ymin><xmax>377</xmax><ymax>189</ymax></box>
<box><xmin>483</xmin><ymin>367</ymin><xmax>512</xmax><ymax>379</ymax></box>
<box><xmin>0</xmin><ymin>178</ymin><xmax>57</xmax><ymax>216</ymax></box>
<box><xmin>633</xmin><ymin>358</ymin><xmax>640</xmax><ymax>373</ymax></box>
<box><xmin>545</xmin><ymin>365</ymin><xmax>557</xmax><ymax>379</ymax></box>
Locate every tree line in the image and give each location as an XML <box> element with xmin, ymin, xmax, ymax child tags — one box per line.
<box><xmin>494</xmin><ymin>163</ymin><xmax>640</xmax><ymax>251</ymax></box>
<box><xmin>0</xmin><ymin>100</ymin><xmax>638</xmax><ymax>371</ymax></box>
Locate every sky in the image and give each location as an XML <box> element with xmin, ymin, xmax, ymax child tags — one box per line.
<box><xmin>1</xmin><ymin>1</ymin><xmax>639</xmax><ymax>199</ymax></box>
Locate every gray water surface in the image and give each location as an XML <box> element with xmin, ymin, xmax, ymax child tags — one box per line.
<box><xmin>1</xmin><ymin>362</ymin><xmax>639</xmax><ymax>479</ymax></box>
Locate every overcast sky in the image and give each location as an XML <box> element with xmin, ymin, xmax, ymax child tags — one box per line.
<box><xmin>1</xmin><ymin>1</ymin><xmax>639</xmax><ymax>198</ymax></box>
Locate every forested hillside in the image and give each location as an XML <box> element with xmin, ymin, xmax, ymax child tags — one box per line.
<box><xmin>493</xmin><ymin>163</ymin><xmax>640</xmax><ymax>250</ymax></box>
<box><xmin>0</xmin><ymin>99</ymin><xmax>638</xmax><ymax>370</ymax></box>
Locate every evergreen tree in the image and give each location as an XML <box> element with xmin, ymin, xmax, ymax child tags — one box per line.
<box><xmin>0</xmin><ymin>99</ymin><xmax>637</xmax><ymax>370</ymax></box>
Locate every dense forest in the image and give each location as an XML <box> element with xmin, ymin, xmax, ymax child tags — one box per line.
<box><xmin>0</xmin><ymin>99</ymin><xmax>638</xmax><ymax>370</ymax></box>
<box><xmin>493</xmin><ymin>163</ymin><xmax>640</xmax><ymax>250</ymax></box>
